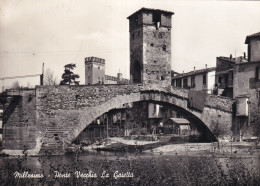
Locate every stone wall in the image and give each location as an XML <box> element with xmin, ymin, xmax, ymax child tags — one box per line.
<box><xmin>143</xmin><ymin>25</ymin><xmax>171</xmax><ymax>87</ymax></box>
<box><xmin>3</xmin><ymin>90</ymin><xmax>37</xmax><ymax>150</ymax></box>
<box><xmin>2</xmin><ymin>85</ymin><xmax>234</xmax><ymax>154</ymax></box>
<box><xmin>35</xmin><ymin>85</ymin><xmax>234</xmax><ymax>154</ymax></box>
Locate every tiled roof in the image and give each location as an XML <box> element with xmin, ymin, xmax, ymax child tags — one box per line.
<box><xmin>172</xmin><ymin>67</ymin><xmax>216</xmax><ymax>79</ymax></box>
<box><xmin>127</xmin><ymin>7</ymin><xmax>174</xmax><ymax>19</ymax></box>
<box><xmin>171</xmin><ymin>70</ymin><xmax>180</xmax><ymax>75</ymax></box>
<box><xmin>217</xmin><ymin>56</ymin><xmax>236</xmax><ymax>63</ymax></box>
<box><xmin>245</xmin><ymin>32</ymin><xmax>260</xmax><ymax>44</ymax></box>
<box><xmin>168</xmin><ymin>118</ymin><xmax>190</xmax><ymax>124</ymax></box>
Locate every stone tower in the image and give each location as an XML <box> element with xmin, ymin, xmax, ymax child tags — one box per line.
<box><xmin>85</xmin><ymin>57</ymin><xmax>105</xmax><ymax>85</ymax></box>
<box><xmin>127</xmin><ymin>8</ymin><xmax>174</xmax><ymax>87</ymax></box>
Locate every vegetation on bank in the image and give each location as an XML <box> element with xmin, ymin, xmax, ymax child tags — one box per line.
<box><xmin>0</xmin><ymin>141</ymin><xmax>260</xmax><ymax>186</ymax></box>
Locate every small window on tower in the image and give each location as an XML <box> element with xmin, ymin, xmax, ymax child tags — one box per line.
<box><xmin>153</xmin><ymin>12</ymin><xmax>161</xmax><ymax>29</ymax></box>
<box><xmin>162</xmin><ymin>45</ymin><xmax>166</xmax><ymax>51</ymax></box>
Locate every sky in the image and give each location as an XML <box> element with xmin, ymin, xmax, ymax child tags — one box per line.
<box><xmin>0</xmin><ymin>0</ymin><xmax>260</xmax><ymax>89</ymax></box>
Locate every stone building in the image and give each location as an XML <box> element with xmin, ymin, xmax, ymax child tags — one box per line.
<box><xmin>85</xmin><ymin>57</ymin><xmax>105</xmax><ymax>85</ymax></box>
<box><xmin>233</xmin><ymin>32</ymin><xmax>260</xmax><ymax>139</ymax></box>
<box><xmin>214</xmin><ymin>55</ymin><xmax>247</xmax><ymax>98</ymax></box>
<box><xmin>85</xmin><ymin>56</ymin><xmax>129</xmax><ymax>85</ymax></box>
<box><xmin>127</xmin><ymin>8</ymin><xmax>174</xmax><ymax>87</ymax></box>
<box><xmin>172</xmin><ymin>66</ymin><xmax>216</xmax><ymax>94</ymax></box>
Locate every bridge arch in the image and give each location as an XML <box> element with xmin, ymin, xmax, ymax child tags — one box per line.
<box><xmin>35</xmin><ymin>85</ymin><xmax>233</xmax><ymax>154</ymax></box>
<box><xmin>64</xmin><ymin>90</ymin><xmax>217</xmax><ymax>147</ymax></box>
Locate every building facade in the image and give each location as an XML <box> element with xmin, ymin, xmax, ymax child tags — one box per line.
<box><xmin>172</xmin><ymin>67</ymin><xmax>216</xmax><ymax>94</ymax></box>
<box><xmin>233</xmin><ymin>32</ymin><xmax>260</xmax><ymax>138</ymax></box>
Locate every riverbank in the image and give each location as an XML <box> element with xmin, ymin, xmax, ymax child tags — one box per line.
<box><xmin>82</xmin><ymin>137</ymin><xmax>260</xmax><ymax>157</ymax></box>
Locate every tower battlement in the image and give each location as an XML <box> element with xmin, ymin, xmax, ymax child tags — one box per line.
<box><xmin>85</xmin><ymin>57</ymin><xmax>105</xmax><ymax>64</ymax></box>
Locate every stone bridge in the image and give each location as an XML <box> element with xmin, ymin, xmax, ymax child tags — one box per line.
<box><xmin>2</xmin><ymin>84</ymin><xmax>235</xmax><ymax>155</ymax></box>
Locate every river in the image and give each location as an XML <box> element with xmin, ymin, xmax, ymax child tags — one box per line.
<box><xmin>0</xmin><ymin>149</ymin><xmax>260</xmax><ymax>185</ymax></box>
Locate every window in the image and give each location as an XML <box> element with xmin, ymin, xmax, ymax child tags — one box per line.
<box><xmin>191</xmin><ymin>76</ymin><xmax>195</xmax><ymax>87</ymax></box>
<box><xmin>203</xmin><ymin>74</ymin><xmax>206</xmax><ymax>85</ymax></box>
<box><xmin>152</xmin><ymin>12</ymin><xmax>161</xmax><ymax>29</ymax></box>
<box><xmin>162</xmin><ymin>45</ymin><xmax>166</xmax><ymax>51</ymax></box>
<box><xmin>183</xmin><ymin>78</ymin><xmax>188</xmax><ymax>88</ymax></box>
<box><xmin>98</xmin><ymin>66</ymin><xmax>100</xmax><ymax>69</ymax></box>
<box><xmin>256</xmin><ymin>67</ymin><xmax>260</xmax><ymax>80</ymax></box>
<box><xmin>225</xmin><ymin>75</ymin><xmax>228</xmax><ymax>86</ymax></box>
<box><xmin>218</xmin><ymin>76</ymin><xmax>222</xmax><ymax>84</ymax></box>
<box><xmin>176</xmin><ymin>78</ymin><xmax>182</xmax><ymax>87</ymax></box>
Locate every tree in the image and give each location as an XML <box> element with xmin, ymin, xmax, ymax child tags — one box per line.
<box><xmin>44</xmin><ymin>68</ymin><xmax>58</xmax><ymax>85</ymax></box>
<box><xmin>11</xmin><ymin>81</ymin><xmax>20</xmax><ymax>89</ymax></box>
<box><xmin>60</xmin><ymin>63</ymin><xmax>80</xmax><ymax>85</ymax></box>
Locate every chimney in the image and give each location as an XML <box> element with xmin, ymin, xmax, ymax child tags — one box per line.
<box><xmin>194</xmin><ymin>67</ymin><xmax>196</xmax><ymax>72</ymax></box>
<box><xmin>205</xmin><ymin>64</ymin><xmax>207</xmax><ymax>69</ymax></box>
<box><xmin>230</xmin><ymin>54</ymin><xmax>232</xmax><ymax>59</ymax></box>
<box><xmin>244</xmin><ymin>52</ymin><xmax>246</xmax><ymax>59</ymax></box>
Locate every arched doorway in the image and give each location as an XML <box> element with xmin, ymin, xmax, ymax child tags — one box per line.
<box><xmin>131</xmin><ymin>60</ymin><xmax>142</xmax><ymax>83</ymax></box>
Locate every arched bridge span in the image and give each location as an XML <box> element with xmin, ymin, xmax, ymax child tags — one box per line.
<box><xmin>35</xmin><ymin>85</ymin><xmax>234</xmax><ymax>154</ymax></box>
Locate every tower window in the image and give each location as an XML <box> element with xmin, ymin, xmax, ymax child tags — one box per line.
<box><xmin>153</xmin><ymin>12</ymin><xmax>161</xmax><ymax>29</ymax></box>
<box><xmin>150</xmin><ymin>43</ymin><xmax>154</xmax><ymax>47</ymax></box>
<box><xmin>162</xmin><ymin>45</ymin><xmax>166</xmax><ymax>51</ymax></box>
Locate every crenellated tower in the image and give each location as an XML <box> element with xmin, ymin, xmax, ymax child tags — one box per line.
<box><xmin>127</xmin><ymin>8</ymin><xmax>174</xmax><ymax>86</ymax></box>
